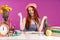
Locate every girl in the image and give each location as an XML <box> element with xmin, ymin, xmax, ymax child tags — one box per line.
<box><xmin>18</xmin><ymin>3</ymin><xmax>47</xmax><ymax>32</ymax></box>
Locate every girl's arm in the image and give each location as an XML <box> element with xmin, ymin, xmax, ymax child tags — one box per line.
<box><xmin>38</xmin><ymin>16</ymin><xmax>47</xmax><ymax>32</ymax></box>
<box><xmin>18</xmin><ymin>12</ymin><xmax>26</xmax><ymax>31</ymax></box>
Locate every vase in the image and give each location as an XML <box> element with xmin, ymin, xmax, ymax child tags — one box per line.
<box><xmin>2</xmin><ymin>10</ymin><xmax>9</xmax><ymax>24</ymax></box>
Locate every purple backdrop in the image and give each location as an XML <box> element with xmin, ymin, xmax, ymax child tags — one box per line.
<box><xmin>0</xmin><ymin>0</ymin><xmax>60</xmax><ymax>30</ymax></box>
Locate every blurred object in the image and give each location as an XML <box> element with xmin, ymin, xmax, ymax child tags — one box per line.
<box><xmin>46</xmin><ymin>30</ymin><xmax>52</xmax><ymax>36</ymax></box>
<box><xmin>15</xmin><ymin>30</ymin><xmax>21</xmax><ymax>36</ymax></box>
<box><xmin>0</xmin><ymin>4</ymin><xmax>12</xmax><ymax>12</ymax></box>
<box><xmin>52</xmin><ymin>32</ymin><xmax>60</xmax><ymax>37</ymax></box>
<box><xmin>0</xmin><ymin>10</ymin><xmax>3</xmax><ymax>14</ymax></box>
<box><xmin>0</xmin><ymin>4</ymin><xmax>12</xmax><ymax>24</ymax></box>
<box><xmin>9</xmin><ymin>18</ymin><xmax>12</xmax><ymax>23</ymax></box>
<box><xmin>0</xmin><ymin>24</ymin><xmax>9</xmax><ymax>36</ymax></box>
<box><xmin>8</xmin><ymin>30</ymin><xmax>21</xmax><ymax>37</ymax></box>
<box><xmin>44</xmin><ymin>17</ymin><xmax>51</xmax><ymax>35</ymax></box>
<box><xmin>24</xmin><ymin>31</ymin><xmax>40</xmax><ymax>34</ymax></box>
<box><xmin>8</xmin><ymin>25</ymin><xmax>15</xmax><ymax>36</ymax></box>
<box><xmin>52</xmin><ymin>29</ymin><xmax>60</xmax><ymax>33</ymax></box>
<box><xmin>9</xmin><ymin>18</ymin><xmax>12</xmax><ymax>27</ymax></box>
<box><xmin>50</xmin><ymin>26</ymin><xmax>60</xmax><ymax>37</ymax></box>
<box><xmin>50</xmin><ymin>26</ymin><xmax>60</xmax><ymax>30</ymax></box>
<box><xmin>8</xmin><ymin>18</ymin><xmax>15</xmax><ymax>36</ymax></box>
<box><xmin>51</xmin><ymin>27</ymin><xmax>60</xmax><ymax>35</ymax></box>
<box><xmin>9</xmin><ymin>25</ymin><xmax>14</xmax><ymax>34</ymax></box>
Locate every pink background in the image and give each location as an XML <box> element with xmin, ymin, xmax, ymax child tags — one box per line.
<box><xmin>0</xmin><ymin>0</ymin><xmax>60</xmax><ymax>30</ymax></box>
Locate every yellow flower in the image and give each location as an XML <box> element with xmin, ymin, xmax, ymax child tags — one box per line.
<box><xmin>4</xmin><ymin>7</ymin><xmax>9</xmax><ymax>11</ymax></box>
<box><xmin>0</xmin><ymin>10</ymin><xmax>3</xmax><ymax>14</ymax></box>
<box><xmin>1</xmin><ymin>4</ymin><xmax>8</xmax><ymax>8</ymax></box>
<box><xmin>9</xmin><ymin>7</ymin><xmax>12</xmax><ymax>11</ymax></box>
<box><xmin>4</xmin><ymin>7</ymin><xmax>12</xmax><ymax>12</ymax></box>
<box><xmin>0</xmin><ymin>4</ymin><xmax>12</xmax><ymax>13</ymax></box>
<box><xmin>46</xmin><ymin>30</ymin><xmax>52</xmax><ymax>36</ymax></box>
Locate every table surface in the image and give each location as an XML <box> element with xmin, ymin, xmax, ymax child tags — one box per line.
<box><xmin>0</xmin><ymin>32</ymin><xmax>60</xmax><ymax>40</ymax></box>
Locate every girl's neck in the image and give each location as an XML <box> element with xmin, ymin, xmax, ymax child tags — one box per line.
<box><xmin>31</xmin><ymin>16</ymin><xmax>34</xmax><ymax>19</ymax></box>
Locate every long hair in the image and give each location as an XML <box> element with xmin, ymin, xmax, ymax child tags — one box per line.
<box><xmin>25</xmin><ymin>6</ymin><xmax>40</xmax><ymax>30</ymax></box>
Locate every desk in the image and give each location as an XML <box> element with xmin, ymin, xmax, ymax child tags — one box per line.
<box><xmin>0</xmin><ymin>32</ymin><xmax>60</xmax><ymax>40</ymax></box>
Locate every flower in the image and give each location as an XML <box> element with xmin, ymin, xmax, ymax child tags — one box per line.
<box><xmin>0</xmin><ymin>10</ymin><xmax>3</xmax><ymax>14</ymax></box>
<box><xmin>0</xmin><ymin>4</ymin><xmax>12</xmax><ymax>14</ymax></box>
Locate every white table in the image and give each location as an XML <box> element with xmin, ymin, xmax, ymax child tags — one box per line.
<box><xmin>0</xmin><ymin>32</ymin><xmax>60</xmax><ymax>40</ymax></box>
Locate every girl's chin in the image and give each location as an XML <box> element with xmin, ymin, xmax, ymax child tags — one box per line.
<box><xmin>31</xmin><ymin>15</ymin><xmax>34</xmax><ymax>17</ymax></box>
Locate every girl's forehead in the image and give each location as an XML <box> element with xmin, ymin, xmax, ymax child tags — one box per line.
<box><xmin>28</xmin><ymin>7</ymin><xmax>33</xmax><ymax>10</ymax></box>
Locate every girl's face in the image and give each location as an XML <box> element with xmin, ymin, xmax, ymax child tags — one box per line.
<box><xmin>28</xmin><ymin>7</ymin><xmax>34</xmax><ymax>17</ymax></box>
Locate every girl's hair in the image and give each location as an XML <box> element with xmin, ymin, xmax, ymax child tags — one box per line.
<box><xmin>25</xmin><ymin>6</ymin><xmax>40</xmax><ymax>30</ymax></box>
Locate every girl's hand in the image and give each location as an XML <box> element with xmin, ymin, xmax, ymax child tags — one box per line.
<box><xmin>18</xmin><ymin>12</ymin><xmax>22</xmax><ymax>17</ymax></box>
<box><xmin>43</xmin><ymin>16</ymin><xmax>47</xmax><ymax>20</ymax></box>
